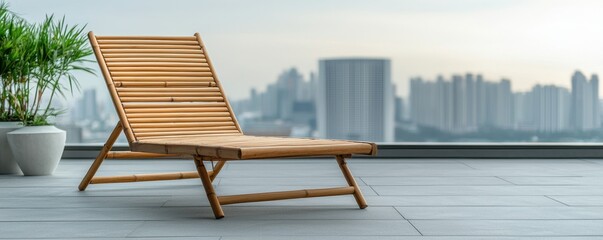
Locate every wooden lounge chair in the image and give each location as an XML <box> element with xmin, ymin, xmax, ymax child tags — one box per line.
<box><xmin>78</xmin><ymin>32</ymin><xmax>377</xmax><ymax>219</ymax></box>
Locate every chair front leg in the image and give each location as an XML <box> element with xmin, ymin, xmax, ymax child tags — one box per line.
<box><xmin>78</xmin><ymin>122</ymin><xmax>122</xmax><ymax>191</ymax></box>
<box><xmin>336</xmin><ymin>155</ymin><xmax>367</xmax><ymax>209</ymax></box>
<box><xmin>194</xmin><ymin>156</ymin><xmax>225</xmax><ymax>219</ymax></box>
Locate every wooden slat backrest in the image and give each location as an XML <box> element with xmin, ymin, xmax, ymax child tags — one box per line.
<box><xmin>89</xmin><ymin>32</ymin><xmax>243</xmax><ymax>144</ymax></box>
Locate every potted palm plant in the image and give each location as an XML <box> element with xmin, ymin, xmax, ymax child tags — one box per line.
<box><xmin>6</xmin><ymin>12</ymin><xmax>93</xmax><ymax>175</ymax></box>
<box><xmin>0</xmin><ymin>3</ymin><xmax>30</xmax><ymax>174</ymax></box>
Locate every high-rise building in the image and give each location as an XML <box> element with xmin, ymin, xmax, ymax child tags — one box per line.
<box><xmin>410</xmin><ymin>77</ymin><xmax>454</xmax><ymax>131</ymax></box>
<box><xmin>260</xmin><ymin>84</ymin><xmax>279</xmax><ymax>119</ymax></box>
<box><xmin>465</xmin><ymin>73</ymin><xmax>478</xmax><ymax>130</ymax></box>
<box><xmin>523</xmin><ymin>85</ymin><xmax>571</xmax><ymax>132</ymax></box>
<box><xmin>490</xmin><ymin>79</ymin><xmax>513</xmax><ymax>129</ymax></box>
<box><xmin>317</xmin><ymin>58</ymin><xmax>394</xmax><ymax>142</ymax></box>
<box><xmin>513</xmin><ymin>92</ymin><xmax>532</xmax><ymax>130</ymax></box>
<box><xmin>571</xmin><ymin>71</ymin><xmax>600</xmax><ymax>130</ymax></box>
<box><xmin>297</xmin><ymin>72</ymin><xmax>316</xmax><ymax>102</ymax></box>
<box><xmin>74</xmin><ymin>89</ymin><xmax>99</xmax><ymax>122</ymax></box>
<box><xmin>395</xmin><ymin>96</ymin><xmax>405</xmax><ymax>122</ymax></box>
<box><xmin>276</xmin><ymin>68</ymin><xmax>304</xmax><ymax>120</ymax></box>
<box><xmin>410</xmin><ymin>74</ymin><xmax>511</xmax><ymax>133</ymax></box>
<box><xmin>452</xmin><ymin>75</ymin><xmax>467</xmax><ymax>131</ymax></box>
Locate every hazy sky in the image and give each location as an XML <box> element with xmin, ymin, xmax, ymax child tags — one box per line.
<box><xmin>6</xmin><ymin>0</ymin><xmax>603</xmax><ymax>100</ymax></box>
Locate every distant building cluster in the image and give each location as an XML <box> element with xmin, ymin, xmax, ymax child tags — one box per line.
<box><xmin>410</xmin><ymin>70</ymin><xmax>600</xmax><ymax>133</ymax></box>
<box><xmin>232</xmin><ymin>68</ymin><xmax>317</xmax><ymax>137</ymax></box>
<box><xmin>61</xmin><ymin>89</ymin><xmax>122</xmax><ymax>143</ymax></box>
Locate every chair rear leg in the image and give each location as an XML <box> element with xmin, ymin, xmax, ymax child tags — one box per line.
<box><xmin>78</xmin><ymin>122</ymin><xmax>122</xmax><ymax>191</ymax></box>
<box><xmin>194</xmin><ymin>156</ymin><xmax>225</xmax><ymax>219</ymax></box>
<box><xmin>336</xmin><ymin>155</ymin><xmax>367</xmax><ymax>209</ymax></box>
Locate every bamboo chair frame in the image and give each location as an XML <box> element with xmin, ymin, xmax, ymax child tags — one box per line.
<box><xmin>79</xmin><ymin>32</ymin><xmax>376</xmax><ymax>219</ymax></box>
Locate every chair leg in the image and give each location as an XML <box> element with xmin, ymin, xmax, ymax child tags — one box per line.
<box><xmin>336</xmin><ymin>155</ymin><xmax>367</xmax><ymax>209</ymax></box>
<box><xmin>194</xmin><ymin>156</ymin><xmax>225</xmax><ymax>219</ymax></box>
<box><xmin>78</xmin><ymin>122</ymin><xmax>122</xmax><ymax>191</ymax></box>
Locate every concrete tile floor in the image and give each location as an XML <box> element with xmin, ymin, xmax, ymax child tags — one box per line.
<box><xmin>1</xmin><ymin>158</ymin><xmax>603</xmax><ymax>239</ymax></box>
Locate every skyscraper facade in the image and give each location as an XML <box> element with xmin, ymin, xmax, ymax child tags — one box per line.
<box><xmin>317</xmin><ymin>58</ymin><xmax>394</xmax><ymax>142</ymax></box>
<box><xmin>571</xmin><ymin>71</ymin><xmax>600</xmax><ymax>131</ymax></box>
<box><xmin>410</xmin><ymin>74</ymin><xmax>512</xmax><ymax>133</ymax></box>
<box><xmin>517</xmin><ymin>85</ymin><xmax>571</xmax><ymax>132</ymax></box>
<box><xmin>75</xmin><ymin>89</ymin><xmax>99</xmax><ymax>122</ymax></box>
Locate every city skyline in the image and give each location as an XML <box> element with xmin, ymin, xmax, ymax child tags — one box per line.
<box><xmin>8</xmin><ymin>0</ymin><xmax>603</xmax><ymax>101</ymax></box>
<box><xmin>65</xmin><ymin>65</ymin><xmax>603</xmax><ymax>144</ymax></box>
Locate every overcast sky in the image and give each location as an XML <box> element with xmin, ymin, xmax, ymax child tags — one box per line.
<box><xmin>6</xmin><ymin>0</ymin><xmax>603</xmax><ymax>101</ymax></box>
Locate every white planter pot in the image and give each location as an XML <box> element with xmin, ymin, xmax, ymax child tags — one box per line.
<box><xmin>7</xmin><ymin>125</ymin><xmax>66</xmax><ymax>176</ymax></box>
<box><xmin>0</xmin><ymin>122</ymin><xmax>23</xmax><ymax>174</ymax></box>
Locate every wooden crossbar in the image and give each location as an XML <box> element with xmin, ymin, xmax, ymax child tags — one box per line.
<box><xmin>218</xmin><ymin>187</ymin><xmax>355</xmax><ymax>205</ymax></box>
<box><xmin>106</xmin><ymin>151</ymin><xmax>182</xmax><ymax>159</ymax></box>
<box><xmin>89</xmin><ymin>171</ymin><xmax>201</xmax><ymax>184</ymax></box>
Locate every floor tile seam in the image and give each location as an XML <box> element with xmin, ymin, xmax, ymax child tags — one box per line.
<box><xmin>412</xmin><ymin>219</ymin><xmax>603</xmax><ymax>222</ymax></box>
<box><xmin>393</xmin><ymin>218</ymin><xmax>603</xmax><ymax>220</ymax></box>
<box><xmin>0</xmin><ymin>220</ymin><xmax>152</xmax><ymax>223</ymax></box>
<box><xmin>494</xmin><ymin>176</ymin><xmax>517</xmax><ymax>185</ymax></box>
<box><xmin>393</xmin><ymin>207</ymin><xmax>424</xmax><ymax>236</ymax></box>
<box><xmin>408</xmin><ymin>234</ymin><xmax>603</xmax><ymax>237</ymax></box>
<box><xmin>545</xmin><ymin>195</ymin><xmax>571</xmax><ymax>206</ymax></box>
<box><xmin>365</xmin><ymin>194</ymin><xmax>603</xmax><ymax>196</ymax></box>
<box><xmin>367</xmin><ymin>185</ymin><xmax>380</xmax><ymax>196</ymax></box>
<box><xmin>356</xmin><ymin>175</ymin><xmax>587</xmax><ymax>177</ymax></box>
<box><xmin>457</xmin><ymin>160</ymin><xmax>478</xmax><ymax>170</ymax></box>
<box><xmin>369</xmin><ymin>185</ymin><xmax>603</xmax><ymax>187</ymax></box>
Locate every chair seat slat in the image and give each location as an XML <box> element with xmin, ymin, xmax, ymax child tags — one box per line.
<box><xmin>101</xmin><ymin>49</ymin><xmax>203</xmax><ymax>54</ymax></box>
<box><xmin>136</xmin><ymin>130</ymin><xmax>241</xmax><ymax>139</ymax></box>
<box><xmin>105</xmin><ymin>57</ymin><xmax>206</xmax><ymax>63</ymax></box>
<box><xmin>111</xmin><ymin>72</ymin><xmax>212</xmax><ymax>77</ymax></box>
<box><xmin>133</xmin><ymin>126</ymin><xmax>237</xmax><ymax>133</ymax></box>
<box><xmin>117</xmin><ymin>87</ymin><xmax>219</xmax><ymax>92</ymax></box>
<box><xmin>118</xmin><ymin>92</ymin><xmax>221</xmax><ymax>97</ymax></box>
<box><xmin>100</xmin><ymin>44</ymin><xmax>202</xmax><ymax>49</ymax></box>
<box><xmin>103</xmin><ymin>53</ymin><xmax>204</xmax><ymax>58</ymax></box>
<box><xmin>120</xmin><ymin>96</ymin><xmax>224</xmax><ymax>102</ymax></box>
<box><xmin>131</xmin><ymin>124</ymin><xmax>235</xmax><ymax>130</ymax></box>
<box><xmin>126</xmin><ymin>112</ymin><xmax>230</xmax><ymax>118</ymax></box>
<box><xmin>109</xmin><ymin>67</ymin><xmax>211</xmax><ymax>72</ymax></box>
<box><xmin>124</xmin><ymin>107</ymin><xmax>229</xmax><ymax>113</ymax></box>
<box><xmin>95</xmin><ymin>36</ymin><xmax>197</xmax><ymax>41</ymax></box>
<box><xmin>131</xmin><ymin>122</ymin><xmax>235</xmax><ymax>128</ymax></box>
<box><xmin>114</xmin><ymin>76</ymin><xmax>214</xmax><ymax>81</ymax></box>
<box><xmin>107</xmin><ymin>62</ymin><xmax>209</xmax><ymax>67</ymax></box>
<box><xmin>122</xmin><ymin>102</ymin><xmax>227</xmax><ymax>108</ymax></box>
<box><xmin>129</xmin><ymin>117</ymin><xmax>232</xmax><ymax>124</ymax></box>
